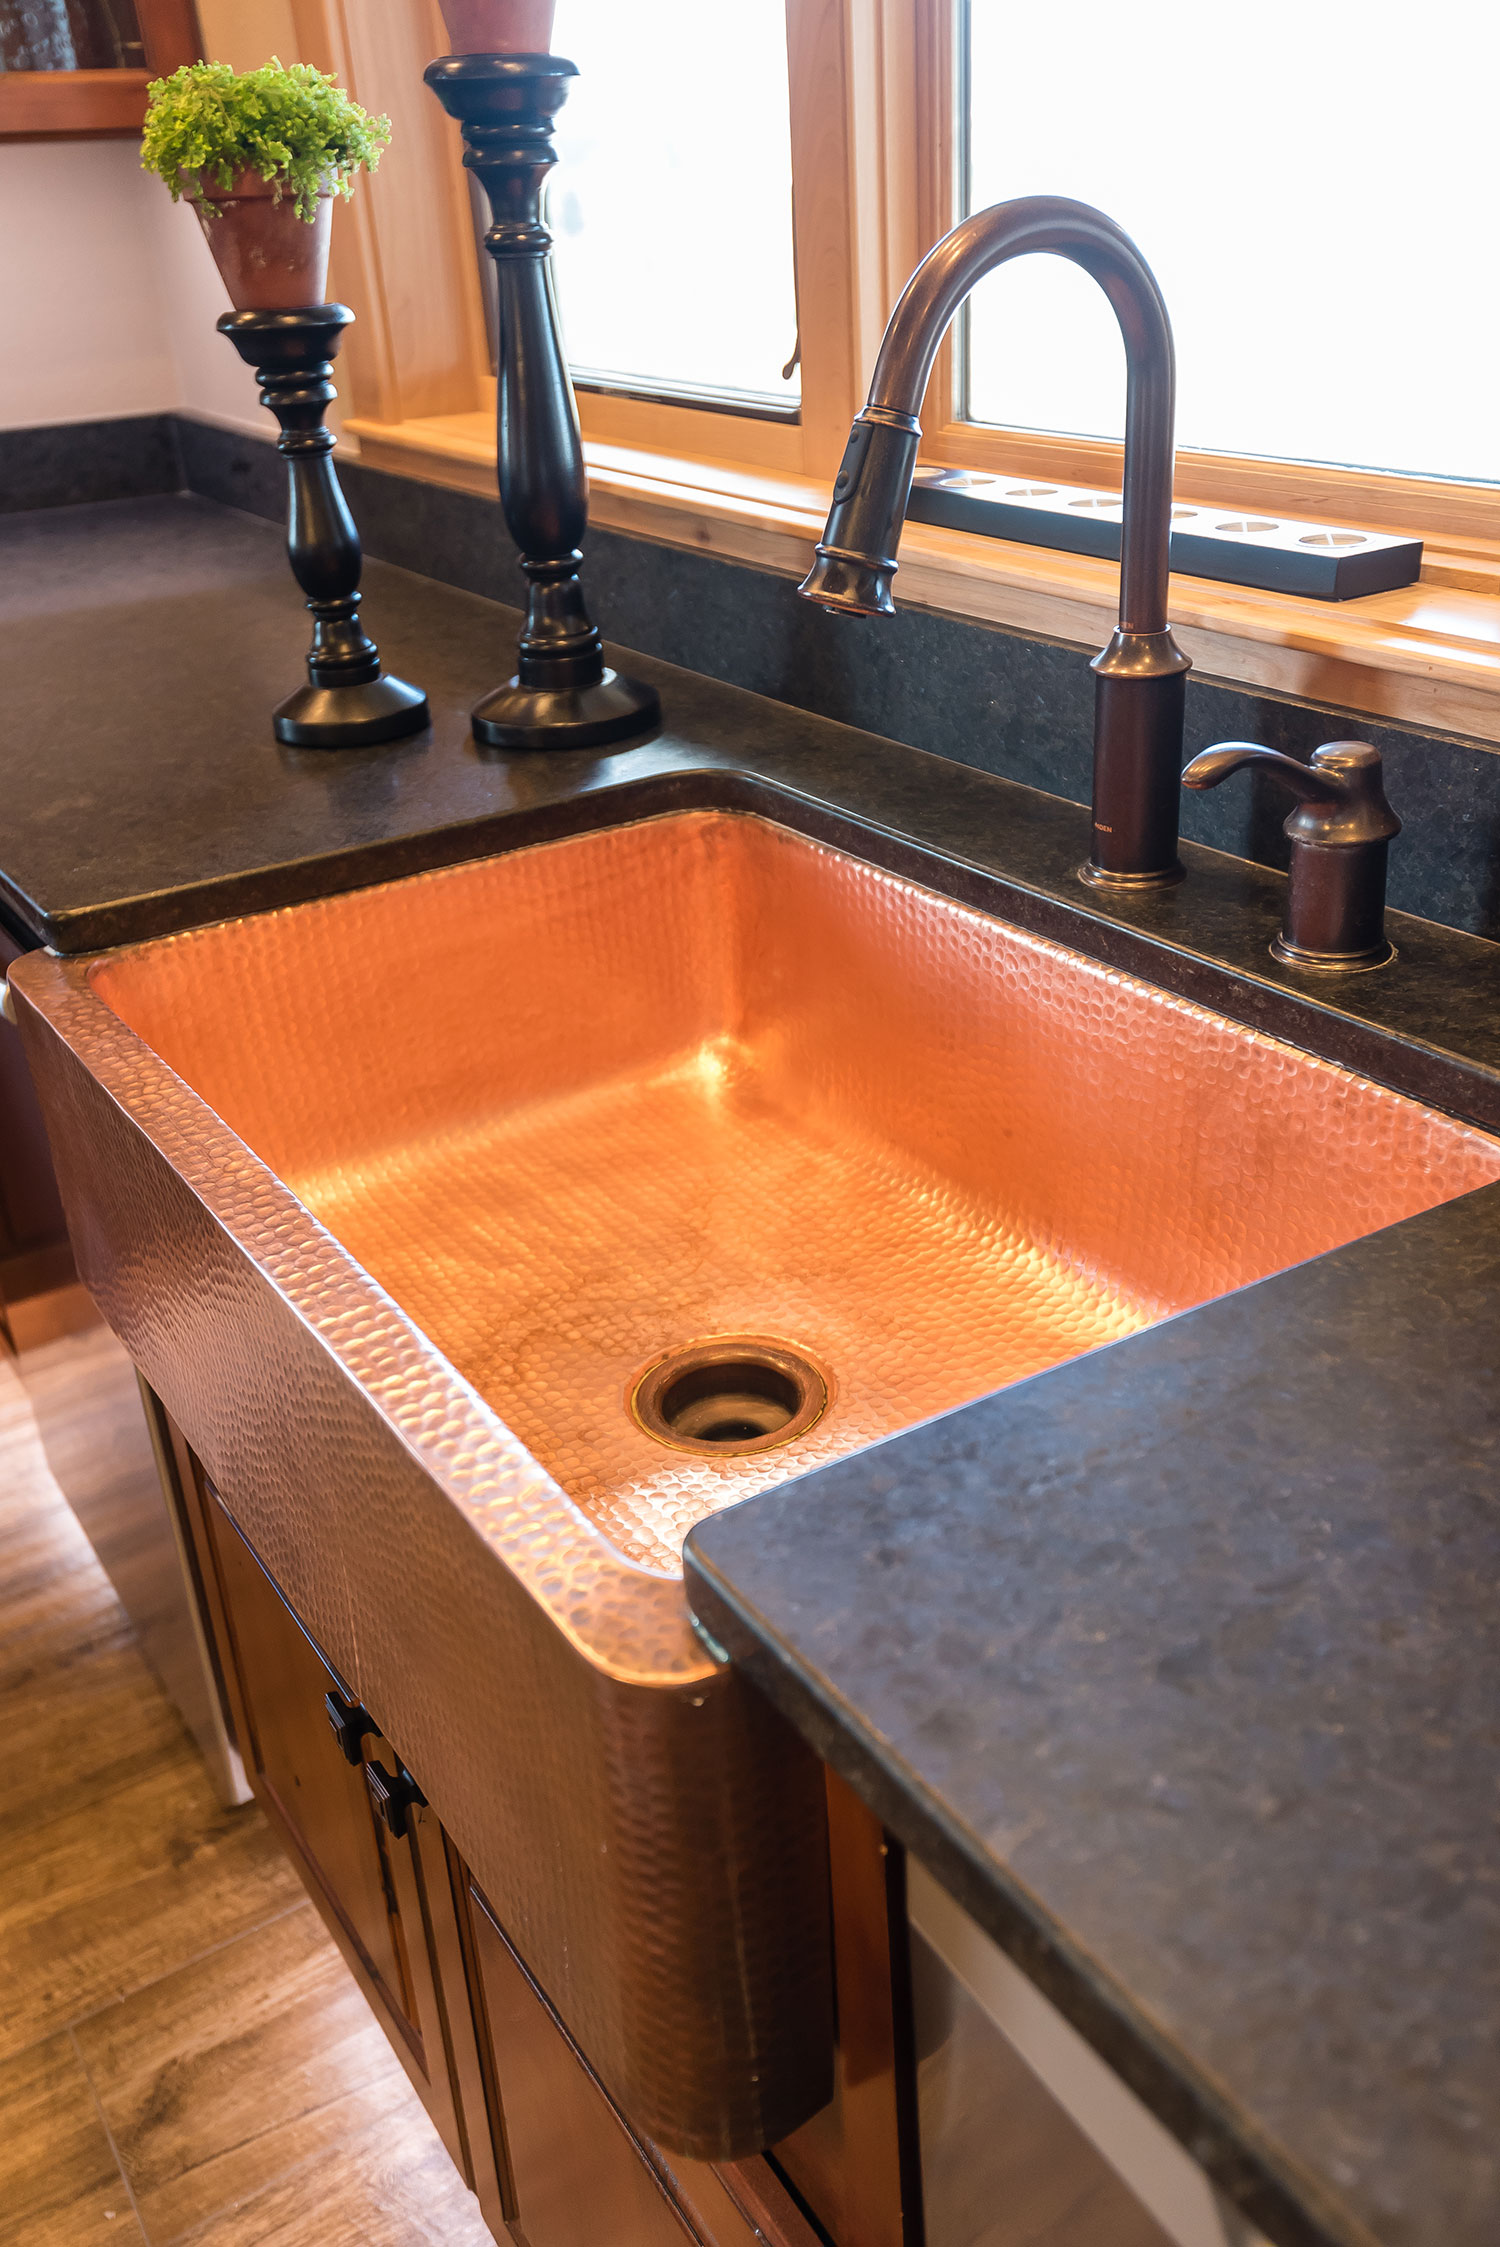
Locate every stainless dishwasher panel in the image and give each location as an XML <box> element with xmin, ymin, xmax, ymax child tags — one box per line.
<box><xmin>908</xmin><ymin>1860</ymin><xmax>1269</xmax><ymax>2247</ymax></box>
<box><xmin>16</xmin><ymin>1300</ymin><xmax>250</xmax><ymax>1808</ymax></box>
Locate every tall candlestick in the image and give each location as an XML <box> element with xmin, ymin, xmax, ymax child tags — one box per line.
<box><xmin>219</xmin><ymin>305</ymin><xmax>429</xmax><ymax>748</ymax></box>
<box><xmin>424</xmin><ymin>54</ymin><xmax>659</xmax><ymax>749</ymax></box>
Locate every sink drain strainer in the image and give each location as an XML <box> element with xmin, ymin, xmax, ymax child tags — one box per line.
<box><xmin>629</xmin><ymin>1337</ymin><xmax>831</xmax><ymax>1457</ymax></box>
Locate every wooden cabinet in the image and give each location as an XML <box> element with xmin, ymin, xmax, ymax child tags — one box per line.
<box><xmin>460</xmin><ymin>1876</ymin><xmax>696</xmax><ymax>2247</ymax></box>
<box><xmin>0</xmin><ymin>926</ymin><xmax>73</xmax><ymax>1319</ymax></box>
<box><xmin>170</xmin><ymin>1423</ymin><xmax>825</xmax><ymax>2247</ymax></box>
<box><xmin>773</xmin><ymin>1772</ymin><xmax>924</xmax><ymax>2247</ymax></box>
<box><xmin>184</xmin><ymin>1464</ymin><xmax>474</xmax><ymax>2183</ymax></box>
<box><xmin>0</xmin><ymin>0</ymin><xmax>198</xmax><ymax>141</ymax></box>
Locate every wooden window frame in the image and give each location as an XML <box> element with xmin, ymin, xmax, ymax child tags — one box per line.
<box><xmin>0</xmin><ymin>0</ymin><xmax>200</xmax><ymax>140</ymax></box>
<box><xmin>325</xmin><ymin>0</ymin><xmax>907</xmax><ymax>482</ymax></box>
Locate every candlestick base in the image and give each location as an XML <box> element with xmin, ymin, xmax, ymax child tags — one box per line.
<box><xmin>471</xmin><ymin>667</ymin><xmax>660</xmax><ymax>751</ymax></box>
<box><xmin>274</xmin><ymin>672</ymin><xmax>433</xmax><ymax>748</ymax></box>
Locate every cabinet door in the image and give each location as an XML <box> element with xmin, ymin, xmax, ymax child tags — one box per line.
<box><xmin>193</xmin><ymin>1473</ymin><xmax>472</xmax><ymax>2184</ymax></box>
<box><xmin>774</xmin><ymin>1769</ymin><xmax>925</xmax><ymax>2247</ymax></box>
<box><xmin>461</xmin><ymin>1877</ymin><xmax>695</xmax><ymax>2247</ymax></box>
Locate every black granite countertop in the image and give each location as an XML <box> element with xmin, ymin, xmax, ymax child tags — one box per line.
<box><xmin>689</xmin><ymin>1190</ymin><xmax>1500</xmax><ymax>2247</ymax></box>
<box><xmin>7</xmin><ymin>492</ymin><xmax>1499</xmax><ymax>2247</ymax></box>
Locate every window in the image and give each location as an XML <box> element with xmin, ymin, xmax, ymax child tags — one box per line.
<box><xmin>342</xmin><ymin>0</ymin><xmax>1500</xmax><ymax>516</ymax></box>
<box><xmin>960</xmin><ymin>0</ymin><xmax>1500</xmax><ymax>488</ymax></box>
<box><xmin>444</xmin><ymin>0</ymin><xmax>843</xmax><ymax>471</ymax></box>
<box><xmin>548</xmin><ymin>0</ymin><xmax>801</xmax><ymax>418</ymax></box>
<box><xmin>332</xmin><ymin>0</ymin><xmax>1500</xmax><ymax>746</ymax></box>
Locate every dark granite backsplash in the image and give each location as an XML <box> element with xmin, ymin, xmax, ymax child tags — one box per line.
<box><xmin>23</xmin><ymin>410</ymin><xmax>1500</xmax><ymax>942</ymax></box>
<box><xmin>0</xmin><ymin>413</ymin><xmax>184</xmax><ymax>515</ymax></box>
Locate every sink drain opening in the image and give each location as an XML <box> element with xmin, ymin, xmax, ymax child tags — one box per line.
<box><xmin>630</xmin><ymin>1338</ymin><xmax>830</xmax><ymax>1457</ymax></box>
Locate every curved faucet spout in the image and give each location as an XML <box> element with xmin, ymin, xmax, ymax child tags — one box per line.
<box><xmin>800</xmin><ymin>194</ymin><xmax>1190</xmax><ymax>889</ymax></box>
<box><xmin>872</xmin><ymin>197</ymin><xmax>1175</xmax><ymax>634</ymax></box>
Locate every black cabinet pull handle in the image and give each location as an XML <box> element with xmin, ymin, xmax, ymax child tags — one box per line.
<box><xmin>365</xmin><ymin>1757</ymin><xmax>426</xmax><ymax>1839</ymax></box>
<box><xmin>324</xmin><ymin>1690</ymin><xmax>377</xmax><ymax>1767</ymax></box>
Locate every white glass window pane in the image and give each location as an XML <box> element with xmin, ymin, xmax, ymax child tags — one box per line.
<box><xmin>548</xmin><ymin>0</ymin><xmax>799</xmax><ymax>409</ymax></box>
<box><xmin>964</xmin><ymin>0</ymin><xmax>1500</xmax><ymax>483</ymax></box>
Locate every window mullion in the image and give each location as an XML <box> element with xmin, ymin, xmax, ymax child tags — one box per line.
<box><xmin>784</xmin><ymin>0</ymin><xmax>935</xmax><ymax>477</ymax></box>
<box><xmin>787</xmin><ymin>0</ymin><xmax>958</xmax><ymax>471</ymax></box>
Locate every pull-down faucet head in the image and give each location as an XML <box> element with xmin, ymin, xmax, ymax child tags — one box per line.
<box><xmin>800</xmin><ymin>195</ymin><xmax>1191</xmax><ymax>890</ymax></box>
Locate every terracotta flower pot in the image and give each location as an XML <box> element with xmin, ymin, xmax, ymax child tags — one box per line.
<box><xmin>438</xmin><ymin>0</ymin><xmax>555</xmax><ymax>53</ymax></box>
<box><xmin>193</xmin><ymin>169</ymin><xmax>333</xmax><ymax>311</ymax></box>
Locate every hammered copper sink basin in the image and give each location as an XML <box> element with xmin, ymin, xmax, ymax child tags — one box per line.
<box><xmin>15</xmin><ymin>809</ymin><xmax>1500</xmax><ymax>2156</ymax></box>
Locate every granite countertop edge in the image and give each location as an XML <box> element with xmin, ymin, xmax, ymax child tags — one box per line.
<box><xmin>685</xmin><ymin>1522</ymin><xmax>1375</xmax><ymax>2247</ymax></box>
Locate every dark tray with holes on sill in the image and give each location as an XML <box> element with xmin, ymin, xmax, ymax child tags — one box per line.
<box><xmin>906</xmin><ymin>469</ymin><xmax>1423</xmax><ymax>599</ymax></box>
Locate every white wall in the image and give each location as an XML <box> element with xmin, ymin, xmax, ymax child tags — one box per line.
<box><xmin>0</xmin><ymin>139</ymin><xmax>176</xmax><ymax>428</ymax></box>
<box><xmin>0</xmin><ymin>0</ymin><xmax>307</xmax><ymax>440</ymax></box>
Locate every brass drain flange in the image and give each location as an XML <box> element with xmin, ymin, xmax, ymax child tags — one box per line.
<box><xmin>629</xmin><ymin>1337</ymin><xmax>831</xmax><ymax>1457</ymax></box>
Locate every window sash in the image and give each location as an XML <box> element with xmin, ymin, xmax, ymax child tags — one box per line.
<box><xmin>928</xmin><ymin>0</ymin><xmax>1491</xmax><ymax>545</ymax></box>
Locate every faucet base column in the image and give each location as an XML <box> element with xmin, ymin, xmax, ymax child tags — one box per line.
<box><xmin>1081</xmin><ymin>634</ymin><xmax>1189</xmax><ymax>889</ymax></box>
<box><xmin>1076</xmin><ymin>857</ymin><xmax>1186</xmax><ymax>894</ymax></box>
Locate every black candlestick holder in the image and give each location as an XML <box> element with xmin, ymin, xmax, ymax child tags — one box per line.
<box><xmin>423</xmin><ymin>53</ymin><xmax>660</xmax><ymax>750</ymax></box>
<box><xmin>219</xmin><ymin>305</ymin><xmax>429</xmax><ymax>748</ymax></box>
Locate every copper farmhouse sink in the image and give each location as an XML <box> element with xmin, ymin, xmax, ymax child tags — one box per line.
<box><xmin>15</xmin><ymin>809</ymin><xmax>1500</xmax><ymax>2156</ymax></box>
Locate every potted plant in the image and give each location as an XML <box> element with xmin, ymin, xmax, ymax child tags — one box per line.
<box><xmin>438</xmin><ymin>0</ymin><xmax>556</xmax><ymax>53</ymax></box>
<box><xmin>140</xmin><ymin>59</ymin><xmax>391</xmax><ymax>310</ymax></box>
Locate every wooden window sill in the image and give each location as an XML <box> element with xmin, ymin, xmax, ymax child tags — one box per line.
<box><xmin>345</xmin><ymin>410</ymin><xmax>1500</xmax><ymax>748</ymax></box>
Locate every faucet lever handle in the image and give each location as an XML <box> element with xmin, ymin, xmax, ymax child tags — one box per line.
<box><xmin>1183</xmin><ymin>739</ymin><xmax>1399</xmax><ymax>848</ymax></box>
<box><xmin>1182</xmin><ymin>741</ymin><xmax>1347</xmax><ymax>807</ymax></box>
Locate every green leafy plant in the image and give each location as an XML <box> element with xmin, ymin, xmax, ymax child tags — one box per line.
<box><xmin>141</xmin><ymin>59</ymin><xmax>391</xmax><ymax>221</ymax></box>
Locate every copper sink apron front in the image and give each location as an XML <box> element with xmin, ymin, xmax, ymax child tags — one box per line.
<box><xmin>15</xmin><ymin>809</ymin><xmax>1500</xmax><ymax>2156</ymax></box>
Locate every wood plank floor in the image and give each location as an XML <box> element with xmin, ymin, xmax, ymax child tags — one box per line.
<box><xmin>0</xmin><ymin>1342</ymin><xmax>492</xmax><ymax>2247</ymax></box>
